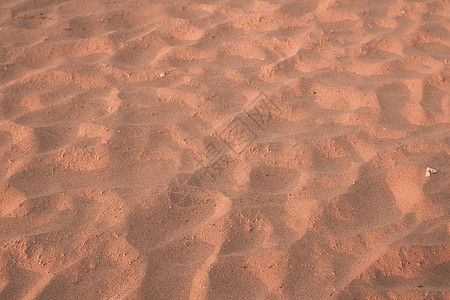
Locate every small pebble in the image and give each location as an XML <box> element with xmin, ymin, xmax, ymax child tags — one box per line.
<box><xmin>159</xmin><ymin>72</ymin><xmax>166</xmax><ymax>78</ymax></box>
<box><xmin>425</xmin><ymin>167</ymin><xmax>436</xmax><ymax>177</ymax></box>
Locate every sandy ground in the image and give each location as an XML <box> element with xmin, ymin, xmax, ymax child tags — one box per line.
<box><xmin>0</xmin><ymin>0</ymin><xmax>449</xmax><ymax>299</ymax></box>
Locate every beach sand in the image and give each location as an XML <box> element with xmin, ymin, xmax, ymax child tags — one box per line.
<box><xmin>0</xmin><ymin>0</ymin><xmax>449</xmax><ymax>299</ymax></box>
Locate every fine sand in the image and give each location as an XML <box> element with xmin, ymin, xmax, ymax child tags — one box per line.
<box><xmin>0</xmin><ymin>0</ymin><xmax>449</xmax><ymax>299</ymax></box>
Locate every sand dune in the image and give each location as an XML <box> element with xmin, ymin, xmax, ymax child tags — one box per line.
<box><xmin>0</xmin><ymin>0</ymin><xmax>449</xmax><ymax>299</ymax></box>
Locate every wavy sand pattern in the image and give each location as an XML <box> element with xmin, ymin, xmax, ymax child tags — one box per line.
<box><xmin>0</xmin><ymin>0</ymin><xmax>449</xmax><ymax>299</ymax></box>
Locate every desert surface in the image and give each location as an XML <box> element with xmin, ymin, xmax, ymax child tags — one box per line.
<box><xmin>0</xmin><ymin>0</ymin><xmax>449</xmax><ymax>299</ymax></box>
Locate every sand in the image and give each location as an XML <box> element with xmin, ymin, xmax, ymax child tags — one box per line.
<box><xmin>0</xmin><ymin>0</ymin><xmax>449</xmax><ymax>299</ymax></box>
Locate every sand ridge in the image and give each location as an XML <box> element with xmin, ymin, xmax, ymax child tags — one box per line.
<box><xmin>0</xmin><ymin>0</ymin><xmax>449</xmax><ymax>299</ymax></box>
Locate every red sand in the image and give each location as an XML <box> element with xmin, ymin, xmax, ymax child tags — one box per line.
<box><xmin>0</xmin><ymin>0</ymin><xmax>449</xmax><ymax>299</ymax></box>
